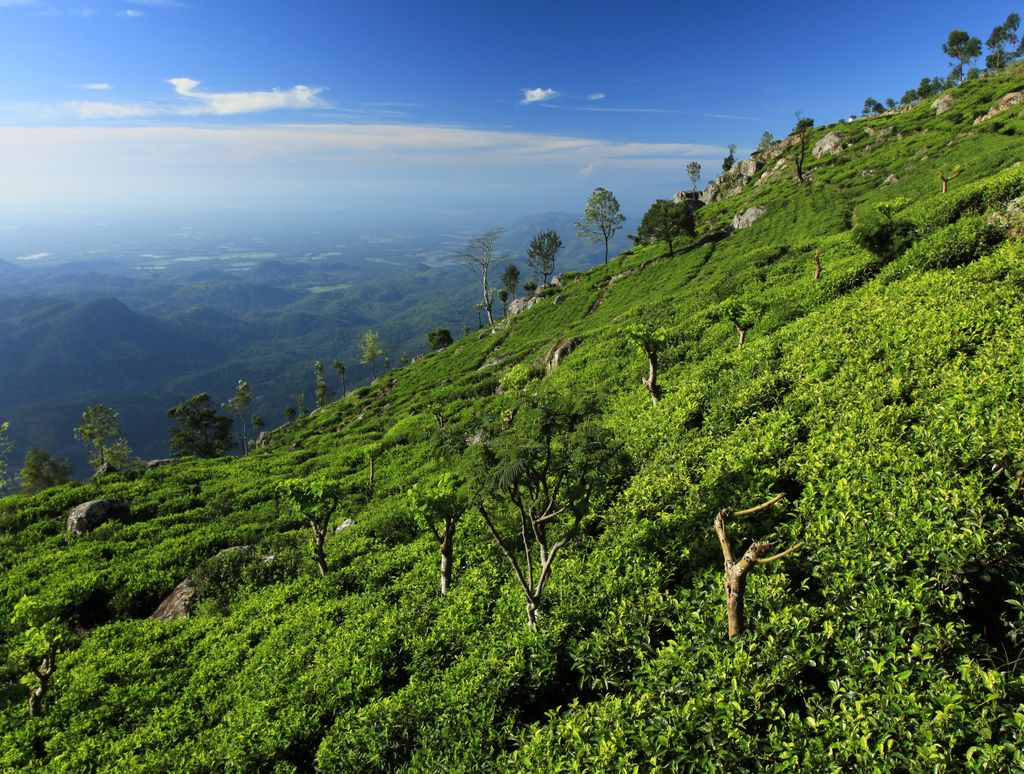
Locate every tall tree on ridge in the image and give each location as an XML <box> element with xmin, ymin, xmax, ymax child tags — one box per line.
<box><xmin>527</xmin><ymin>229</ymin><xmax>563</xmax><ymax>283</ymax></box>
<box><xmin>576</xmin><ymin>188</ymin><xmax>626</xmax><ymax>264</ymax></box>
<box><xmin>360</xmin><ymin>330</ymin><xmax>385</xmax><ymax>378</ymax></box>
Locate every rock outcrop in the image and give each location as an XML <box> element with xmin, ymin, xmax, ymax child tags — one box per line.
<box><xmin>973</xmin><ymin>91</ymin><xmax>1024</xmax><ymax>124</ymax></box>
<box><xmin>698</xmin><ymin>159</ymin><xmax>764</xmax><ymax>204</ymax></box>
<box><xmin>731</xmin><ymin>206</ymin><xmax>768</xmax><ymax>230</ymax></box>
<box><xmin>544</xmin><ymin>337</ymin><xmax>583</xmax><ymax>374</ymax></box>
<box><xmin>931</xmin><ymin>93</ymin><xmax>955</xmax><ymax>115</ymax></box>
<box><xmin>150</xmin><ymin>578</ymin><xmax>197</xmax><ymax>621</ymax></box>
<box><xmin>812</xmin><ymin>131</ymin><xmax>845</xmax><ymax>158</ymax></box>
<box><xmin>335</xmin><ymin>518</ymin><xmax>356</xmax><ymax>533</ymax></box>
<box><xmin>255</xmin><ymin>432</ymin><xmax>272</xmax><ymax>449</ymax></box>
<box><xmin>507</xmin><ymin>295</ymin><xmax>540</xmax><ymax>317</ymax></box>
<box><xmin>146</xmin><ymin>458</ymin><xmax>175</xmax><ymax>470</ymax></box>
<box><xmin>66</xmin><ymin>499</ymin><xmax>131</xmax><ymax>536</ymax></box>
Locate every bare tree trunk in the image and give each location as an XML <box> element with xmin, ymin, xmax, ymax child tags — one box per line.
<box><xmin>27</xmin><ymin>645</ymin><xmax>56</xmax><ymax>718</ymax></box>
<box><xmin>736</xmin><ymin>326</ymin><xmax>747</xmax><ymax>347</ymax></box>
<box><xmin>714</xmin><ymin>495</ymin><xmax>803</xmax><ymax>639</ymax></box>
<box><xmin>813</xmin><ymin>251</ymin><xmax>822</xmax><ymax>281</ymax></box>
<box><xmin>368</xmin><ymin>455</ymin><xmax>375</xmax><ymax>495</ymax></box>
<box><xmin>439</xmin><ymin>525</ymin><xmax>455</xmax><ymax>597</ymax></box>
<box><xmin>642</xmin><ymin>350</ymin><xmax>660</xmax><ymax>406</ymax></box>
<box><xmin>312</xmin><ymin>524</ymin><xmax>328</xmax><ymax>576</ymax></box>
<box><xmin>940</xmin><ymin>168</ymin><xmax>962</xmax><ymax>194</ymax></box>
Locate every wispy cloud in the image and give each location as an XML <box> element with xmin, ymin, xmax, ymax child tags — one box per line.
<box><xmin>577</xmin><ymin>163</ymin><xmax>599</xmax><ymax>176</ymax></box>
<box><xmin>14</xmin><ymin>252</ymin><xmax>50</xmax><ymax>261</ymax></box>
<box><xmin>118</xmin><ymin>8</ymin><xmax>143</xmax><ymax>16</ymax></box>
<box><xmin>586</xmin><ymin>93</ymin><xmax>605</xmax><ymax>101</ymax></box>
<box><xmin>64</xmin><ymin>77</ymin><xmax>325</xmax><ymax>119</ymax></box>
<box><xmin>79</xmin><ymin>82</ymin><xmax>112</xmax><ymax>90</ymax></box>
<box><xmin>521</xmin><ymin>87</ymin><xmax>558</xmax><ymax>105</ymax></box>
<box><xmin>168</xmin><ymin>77</ymin><xmax>324</xmax><ymax>115</ymax></box>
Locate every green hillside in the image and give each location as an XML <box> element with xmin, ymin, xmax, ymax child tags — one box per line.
<box><xmin>2</xmin><ymin>68</ymin><xmax>1024</xmax><ymax>770</ymax></box>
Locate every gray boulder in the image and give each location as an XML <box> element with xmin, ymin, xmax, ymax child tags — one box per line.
<box><xmin>146</xmin><ymin>458</ymin><xmax>175</xmax><ymax>470</ymax></box>
<box><xmin>150</xmin><ymin>578</ymin><xmax>197</xmax><ymax>621</ymax></box>
<box><xmin>255</xmin><ymin>431</ymin><xmax>272</xmax><ymax>449</ymax></box>
<box><xmin>931</xmin><ymin>93</ymin><xmax>955</xmax><ymax>115</ymax></box>
<box><xmin>812</xmin><ymin>131</ymin><xmax>845</xmax><ymax>159</ymax></box>
<box><xmin>92</xmin><ymin>462</ymin><xmax>118</xmax><ymax>478</ymax></box>
<box><xmin>335</xmin><ymin>518</ymin><xmax>356</xmax><ymax>533</ymax></box>
<box><xmin>66</xmin><ymin>499</ymin><xmax>130</xmax><ymax>536</ymax></box>
<box><xmin>731</xmin><ymin>206</ymin><xmax>768</xmax><ymax>230</ymax></box>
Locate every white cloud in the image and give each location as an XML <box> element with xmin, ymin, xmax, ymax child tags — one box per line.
<box><xmin>586</xmin><ymin>93</ymin><xmax>605</xmax><ymax>101</ymax></box>
<box><xmin>118</xmin><ymin>8</ymin><xmax>143</xmax><ymax>16</ymax></box>
<box><xmin>70</xmin><ymin>101</ymin><xmax>157</xmax><ymax>119</ymax></box>
<box><xmin>14</xmin><ymin>252</ymin><xmax>50</xmax><ymax>261</ymax></box>
<box><xmin>521</xmin><ymin>87</ymin><xmax>558</xmax><ymax>105</ymax></box>
<box><xmin>79</xmin><ymin>82</ymin><xmax>113</xmax><ymax>90</ymax></box>
<box><xmin>577</xmin><ymin>163</ymin><xmax>599</xmax><ymax>177</ymax></box>
<box><xmin>167</xmin><ymin>77</ymin><xmax>324</xmax><ymax>115</ymax></box>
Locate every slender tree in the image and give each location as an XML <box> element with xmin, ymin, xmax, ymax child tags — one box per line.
<box><xmin>686</xmin><ymin>160</ymin><xmax>702</xmax><ymax>192</ymax></box>
<box><xmin>73</xmin><ymin>404</ymin><xmax>130</xmax><ymax>472</ymax></box>
<box><xmin>333</xmin><ymin>360</ymin><xmax>347</xmax><ymax>398</ymax></box>
<box><xmin>314</xmin><ymin>361</ymin><xmax>332</xmax><ymax>409</ymax></box>
<box><xmin>224</xmin><ymin>379</ymin><xmax>253</xmax><ymax>455</ymax></box>
<box><xmin>986</xmin><ymin>13</ymin><xmax>1020</xmax><ymax>70</ymax></box>
<box><xmin>285</xmin><ymin>406</ymin><xmax>297</xmax><ymax>422</ymax></box>
<box><xmin>792</xmin><ymin>114</ymin><xmax>814</xmax><ymax>183</ymax></box>
<box><xmin>19</xmin><ymin>449</ymin><xmax>71</xmax><ymax>493</ymax></box>
<box><xmin>454</xmin><ymin>228</ymin><xmax>508</xmax><ymax>325</ymax></box>
<box><xmin>0</xmin><ymin>420</ymin><xmax>11</xmax><ymax>493</ymax></box>
<box><xmin>470</xmin><ymin>392</ymin><xmax>628</xmax><ymax>627</ymax></box>
<box><xmin>636</xmin><ymin>199</ymin><xmax>695</xmax><ymax>258</ymax></box>
<box><xmin>501</xmin><ymin>263</ymin><xmax>521</xmax><ymax>299</ymax></box>
<box><xmin>408</xmin><ymin>473</ymin><xmax>467</xmax><ymax>596</ymax></box>
<box><xmin>360</xmin><ymin>330</ymin><xmax>385</xmax><ymax>378</ymax></box>
<box><xmin>714</xmin><ymin>494</ymin><xmax>803</xmax><ymax>638</ymax></box>
<box><xmin>498</xmin><ymin>289</ymin><xmax>510</xmax><ymax>316</ymax></box>
<box><xmin>527</xmin><ymin>229</ymin><xmax>563</xmax><ymax>283</ymax></box>
<box><xmin>576</xmin><ymin>188</ymin><xmax>626</xmax><ymax>264</ymax></box>
<box><xmin>756</xmin><ymin>131</ymin><xmax>775</xmax><ymax>153</ymax></box>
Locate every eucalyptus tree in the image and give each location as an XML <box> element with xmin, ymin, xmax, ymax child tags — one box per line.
<box><xmin>792</xmin><ymin>114</ymin><xmax>814</xmax><ymax>183</ymax></box>
<box><xmin>360</xmin><ymin>330</ymin><xmax>385</xmax><ymax>378</ymax></box>
<box><xmin>313</xmin><ymin>361</ymin><xmax>332</xmax><ymax>409</ymax></box>
<box><xmin>455</xmin><ymin>228</ymin><xmax>508</xmax><ymax>325</ymax></box>
<box><xmin>685</xmin><ymin>160</ymin><xmax>702</xmax><ymax>192</ymax></box>
<box><xmin>333</xmin><ymin>360</ymin><xmax>347</xmax><ymax>398</ymax></box>
<box><xmin>19</xmin><ymin>449</ymin><xmax>71</xmax><ymax>493</ymax></box>
<box><xmin>576</xmin><ymin>188</ymin><xmax>626</xmax><ymax>264</ymax></box>
<box><xmin>224</xmin><ymin>379</ymin><xmax>253</xmax><ymax>454</ymax></box>
<box><xmin>501</xmin><ymin>263</ymin><xmax>520</xmax><ymax>300</ymax></box>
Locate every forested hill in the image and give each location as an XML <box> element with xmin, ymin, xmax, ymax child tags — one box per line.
<box><xmin>2</xmin><ymin>67</ymin><xmax>1024</xmax><ymax>770</ymax></box>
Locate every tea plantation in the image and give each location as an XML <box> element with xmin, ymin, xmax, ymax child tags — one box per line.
<box><xmin>2</xmin><ymin>68</ymin><xmax>1024</xmax><ymax>770</ymax></box>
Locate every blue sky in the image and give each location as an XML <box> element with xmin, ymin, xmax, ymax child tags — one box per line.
<box><xmin>0</xmin><ymin>0</ymin><xmax>1018</xmax><ymax>220</ymax></box>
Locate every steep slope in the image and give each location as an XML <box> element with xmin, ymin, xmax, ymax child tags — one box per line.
<box><xmin>1</xmin><ymin>70</ymin><xmax>1023</xmax><ymax>770</ymax></box>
